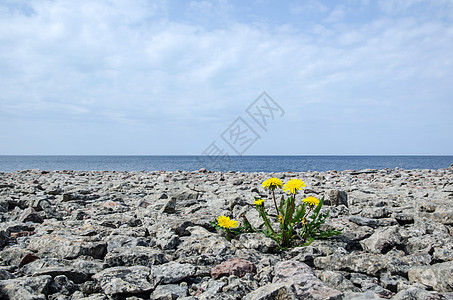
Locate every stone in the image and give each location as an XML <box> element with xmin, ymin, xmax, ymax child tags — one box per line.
<box><xmin>408</xmin><ymin>261</ymin><xmax>453</xmax><ymax>292</ymax></box>
<box><xmin>160</xmin><ymin>198</ymin><xmax>177</xmax><ymax>214</ymax></box>
<box><xmin>153</xmin><ymin>262</ymin><xmax>196</xmax><ymax>284</ymax></box>
<box><xmin>27</xmin><ymin>234</ymin><xmax>107</xmax><ymax>259</ymax></box>
<box><xmin>0</xmin><ymin>275</ymin><xmax>52</xmax><ymax>300</ymax></box>
<box><xmin>21</xmin><ymin>257</ymin><xmax>103</xmax><ymax>284</ymax></box>
<box><xmin>104</xmin><ymin>246</ymin><xmax>168</xmax><ymax>267</ymax></box>
<box><xmin>0</xmin><ymin>268</ymin><xmax>14</xmax><ymax>280</ymax></box>
<box><xmin>237</xmin><ymin>233</ymin><xmax>278</xmax><ymax>253</ymax></box>
<box><xmin>211</xmin><ymin>258</ymin><xmax>256</xmax><ymax>279</ymax></box>
<box><xmin>360</xmin><ymin>226</ymin><xmax>402</xmax><ymax>254</ymax></box>
<box><xmin>105</xmin><ymin>235</ymin><xmax>148</xmax><ymax>252</ymax></box>
<box><xmin>49</xmin><ymin>275</ymin><xmax>78</xmax><ymax>295</ymax></box>
<box><xmin>395</xmin><ymin>213</ymin><xmax>415</xmax><ymax>225</ymax></box>
<box><xmin>326</xmin><ymin>190</ymin><xmax>348</xmax><ymax>207</ymax></box>
<box><xmin>314</xmin><ymin>253</ymin><xmax>387</xmax><ymax>277</ymax></box>
<box><xmin>273</xmin><ymin>260</ymin><xmax>343</xmax><ymax>299</ymax></box>
<box><xmin>421</xmin><ymin>211</ymin><xmax>453</xmax><ymax>225</ymax></box>
<box><xmin>433</xmin><ymin>246</ymin><xmax>453</xmax><ymax>262</ymax></box>
<box><xmin>150</xmin><ymin>284</ymin><xmax>188</xmax><ymax>300</ymax></box>
<box><xmin>392</xmin><ymin>287</ymin><xmax>448</xmax><ymax>300</ymax></box>
<box><xmin>243</xmin><ymin>282</ymin><xmax>295</xmax><ymax>300</ymax></box>
<box><xmin>93</xmin><ymin>266</ymin><xmax>154</xmax><ymax>296</ymax></box>
<box><xmin>316</xmin><ymin>270</ymin><xmax>360</xmax><ymax>292</ymax></box>
<box><xmin>19</xmin><ymin>207</ymin><xmax>44</xmax><ymax>223</ymax></box>
<box><xmin>349</xmin><ymin>215</ymin><xmax>397</xmax><ymax>228</ymax></box>
<box><xmin>342</xmin><ymin>291</ymin><xmax>383</xmax><ymax>300</ymax></box>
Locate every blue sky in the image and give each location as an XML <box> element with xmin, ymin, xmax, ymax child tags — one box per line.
<box><xmin>1</xmin><ymin>0</ymin><xmax>452</xmax><ymax>155</ymax></box>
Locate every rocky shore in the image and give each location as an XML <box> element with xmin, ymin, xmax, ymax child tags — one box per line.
<box><xmin>1</xmin><ymin>167</ymin><xmax>453</xmax><ymax>299</ymax></box>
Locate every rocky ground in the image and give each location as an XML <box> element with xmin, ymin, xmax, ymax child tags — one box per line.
<box><xmin>0</xmin><ymin>166</ymin><xmax>453</xmax><ymax>300</ymax></box>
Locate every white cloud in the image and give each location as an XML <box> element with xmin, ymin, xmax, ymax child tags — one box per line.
<box><xmin>0</xmin><ymin>0</ymin><xmax>452</xmax><ymax>154</ymax></box>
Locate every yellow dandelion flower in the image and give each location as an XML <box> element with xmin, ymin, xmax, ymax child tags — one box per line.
<box><xmin>254</xmin><ymin>198</ymin><xmax>265</xmax><ymax>205</ymax></box>
<box><xmin>302</xmin><ymin>217</ymin><xmax>307</xmax><ymax>224</ymax></box>
<box><xmin>278</xmin><ymin>214</ymin><xmax>284</xmax><ymax>224</ymax></box>
<box><xmin>261</xmin><ymin>178</ymin><xmax>283</xmax><ymax>190</ymax></box>
<box><xmin>303</xmin><ymin>196</ymin><xmax>320</xmax><ymax>206</ymax></box>
<box><xmin>217</xmin><ymin>215</ymin><xmax>238</xmax><ymax>229</ymax></box>
<box><xmin>282</xmin><ymin>178</ymin><xmax>306</xmax><ymax>194</ymax></box>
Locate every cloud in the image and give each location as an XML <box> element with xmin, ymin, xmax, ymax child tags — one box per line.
<box><xmin>0</xmin><ymin>0</ymin><xmax>452</xmax><ymax>154</ymax></box>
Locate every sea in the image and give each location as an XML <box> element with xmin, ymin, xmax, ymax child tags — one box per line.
<box><xmin>0</xmin><ymin>155</ymin><xmax>452</xmax><ymax>173</ymax></box>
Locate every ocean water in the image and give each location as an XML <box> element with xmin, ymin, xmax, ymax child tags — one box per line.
<box><xmin>0</xmin><ymin>155</ymin><xmax>452</xmax><ymax>173</ymax></box>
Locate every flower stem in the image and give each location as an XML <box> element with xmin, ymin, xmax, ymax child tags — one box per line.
<box><xmin>272</xmin><ymin>189</ymin><xmax>279</xmax><ymax>215</ymax></box>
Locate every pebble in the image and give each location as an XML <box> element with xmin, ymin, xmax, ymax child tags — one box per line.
<box><xmin>0</xmin><ymin>167</ymin><xmax>452</xmax><ymax>299</ymax></box>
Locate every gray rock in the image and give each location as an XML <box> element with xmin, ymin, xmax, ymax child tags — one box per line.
<box><xmin>150</xmin><ymin>284</ymin><xmax>188</xmax><ymax>300</ymax></box>
<box><xmin>104</xmin><ymin>246</ymin><xmax>167</xmax><ymax>267</ymax></box>
<box><xmin>349</xmin><ymin>215</ymin><xmax>397</xmax><ymax>228</ymax></box>
<box><xmin>342</xmin><ymin>291</ymin><xmax>383</xmax><ymax>300</ymax></box>
<box><xmin>314</xmin><ymin>253</ymin><xmax>387</xmax><ymax>277</ymax></box>
<box><xmin>433</xmin><ymin>246</ymin><xmax>453</xmax><ymax>262</ymax></box>
<box><xmin>93</xmin><ymin>266</ymin><xmax>154</xmax><ymax>296</ymax></box>
<box><xmin>395</xmin><ymin>212</ymin><xmax>415</xmax><ymax>225</ymax></box>
<box><xmin>392</xmin><ymin>287</ymin><xmax>448</xmax><ymax>300</ymax></box>
<box><xmin>153</xmin><ymin>262</ymin><xmax>196</xmax><ymax>284</ymax></box>
<box><xmin>360</xmin><ymin>226</ymin><xmax>402</xmax><ymax>254</ymax></box>
<box><xmin>21</xmin><ymin>257</ymin><xmax>103</xmax><ymax>284</ymax></box>
<box><xmin>243</xmin><ymin>282</ymin><xmax>295</xmax><ymax>300</ymax></box>
<box><xmin>105</xmin><ymin>234</ymin><xmax>149</xmax><ymax>252</ymax></box>
<box><xmin>160</xmin><ymin>198</ymin><xmax>177</xmax><ymax>214</ymax></box>
<box><xmin>49</xmin><ymin>275</ymin><xmax>78</xmax><ymax>295</ymax></box>
<box><xmin>237</xmin><ymin>233</ymin><xmax>278</xmax><ymax>253</ymax></box>
<box><xmin>0</xmin><ymin>268</ymin><xmax>14</xmax><ymax>280</ymax></box>
<box><xmin>316</xmin><ymin>270</ymin><xmax>360</xmax><ymax>292</ymax></box>
<box><xmin>421</xmin><ymin>211</ymin><xmax>453</xmax><ymax>225</ymax></box>
<box><xmin>27</xmin><ymin>234</ymin><xmax>107</xmax><ymax>259</ymax></box>
<box><xmin>408</xmin><ymin>261</ymin><xmax>453</xmax><ymax>292</ymax></box>
<box><xmin>0</xmin><ymin>275</ymin><xmax>52</xmax><ymax>300</ymax></box>
<box><xmin>19</xmin><ymin>207</ymin><xmax>44</xmax><ymax>223</ymax></box>
<box><xmin>326</xmin><ymin>190</ymin><xmax>348</xmax><ymax>207</ymax></box>
<box><xmin>273</xmin><ymin>260</ymin><xmax>343</xmax><ymax>299</ymax></box>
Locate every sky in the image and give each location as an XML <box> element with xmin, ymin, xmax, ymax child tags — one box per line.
<box><xmin>0</xmin><ymin>0</ymin><xmax>452</xmax><ymax>155</ymax></box>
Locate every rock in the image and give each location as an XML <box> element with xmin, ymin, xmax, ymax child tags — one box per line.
<box><xmin>288</xmin><ymin>246</ymin><xmax>323</xmax><ymax>267</ymax></box>
<box><xmin>0</xmin><ymin>275</ymin><xmax>52</xmax><ymax>300</ymax></box>
<box><xmin>273</xmin><ymin>260</ymin><xmax>343</xmax><ymax>299</ymax></box>
<box><xmin>421</xmin><ymin>211</ymin><xmax>453</xmax><ymax>225</ymax></box>
<box><xmin>342</xmin><ymin>291</ymin><xmax>383</xmax><ymax>300</ymax></box>
<box><xmin>316</xmin><ymin>270</ymin><xmax>360</xmax><ymax>292</ymax></box>
<box><xmin>0</xmin><ymin>268</ymin><xmax>14</xmax><ymax>280</ymax></box>
<box><xmin>237</xmin><ymin>233</ymin><xmax>278</xmax><ymax>253</ymax></box>
<box><xmin>156</xmin><ymin>229</ymin><xmax>180</xmax><ymax>250</ymax></box>
<box><xmin>104</xmin><ymin>246</ymin><xmax>167</xmax><ymax>267</ymax></box>
<box><xmin>153</xmin><ymin>262</ymin><xmax>196</xmax><ymax>284</ymax></box>
<box><xmin>27</xmin><ymin>234</ymin><xmax>107</xmax><ymax>259</ymax></box>
<box><xmin>314</xmin><ymin>253</ymin><xmax>387</xmax><ymax>277</ymax></box>
<box><xmin>243</xmin><ymin>282</ymin><xmax>295</xmax><ymax>299</ymax></box>
<box><xmin>49</xmin><ymin>275</ymin><xmax>78</xmax><ymax>295</ymax></box>
<box><xmin>433</xmin><ymin>246</ymin><xmax>453</xmax><ymax>262</ymax></box>
<box><xmin>105</xmin><ymin>235</ymin><xmax>148</xmax><ymax>252</ymax></box>
<box><xmin>93</xmin><ymin>266</ymin><xmax>154</xmax><ymax>296</ymax></box>
<box><xmin>19</xmin><ymin>207</ymin><xmax>44</xmax><ymax>223</ymax></box>
<box><xmin>160</xmin><ymin>198</ymin><xmax>177</xmax><ymax>214</ymax></box>
<box><xmin>326</xmin><ymin>190</ymin><xmax>348</xmax><ymax>207</ymax></box>
<box><xmin>408</xmin><ymin>261</ymin><xmax>453</xmax><ymax>292</ymax></box>
<box><xmin>21</xmin><ymin>257</ymin><xmax>103</xmax><ymax>284</ymax></box>
<box><xmin>392</xmin><ymin>287</ymin><xmax>448</xmax><ymax>300</ymax></box>
<box><xmin>150</xmin><ymin>284</ymin><xmax>188</xmax><ymax>299</ymax></box>
<box><xmin>349</xmin><ymin>215</ymin><xmax>398</xmax><ymax>228</ymax></box>
<box><xmin>360</xmin><ymin>226</ymin><xmax>402</xmax><ymax>254</ymax></box>
<box><xmin>211</xmin><ymin>258</ymin><xmax>256</xmax><ymax>279</ymax></box>
<box><xmin>395</xmin><ymin>213</ymin><xmax>415</xmax><ymax>225</ymax></box>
